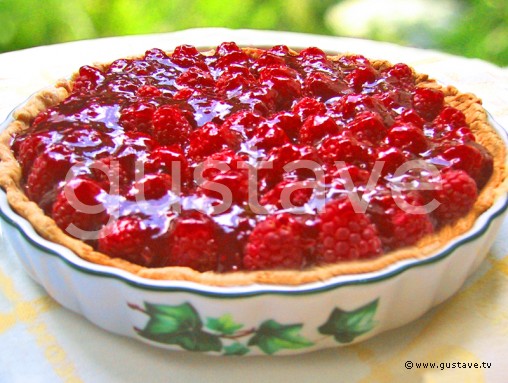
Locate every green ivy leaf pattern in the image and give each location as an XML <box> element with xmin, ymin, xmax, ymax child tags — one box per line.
<box><xmin>223</xmin><ymin>342</ymin><xmax>250</xmax><ymax>356</ymax></box>
<box><xmin>206</xmin><ymin>314</ymin><xmax>243</xmax><ymax>336</ymax></box>
<box><xmin>318</xmin><ymin>298</ymin><xmax>379</xmax><ymax>343</ymax></box>
<box><xmin>248</xmin><ymin>320</ymin><xmax>314</xmax><ymax>355</ymax></box>
<box><xmin>135</xmin><ymin>302</ymin><xmax>222</xmax><ymax>352</ymax></box>
<box><xmin>129</xmin><ymin>297</ymin><xmax>379</xmax><ymax>354</ymax></box>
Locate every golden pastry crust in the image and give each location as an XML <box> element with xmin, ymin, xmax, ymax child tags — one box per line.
<box><xmin>0</xmin><ymin>48</ymin><xmax>506</xmax><ymax>286</ymax></box>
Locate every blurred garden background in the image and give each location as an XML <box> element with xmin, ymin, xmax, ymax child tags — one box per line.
<box><xmin>1</xmin><ymin>0</ymin><xmax>507</xmax><ymax>66</ymax></box>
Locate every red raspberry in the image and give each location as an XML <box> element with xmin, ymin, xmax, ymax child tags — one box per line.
<box><xmin>98</xmin><ymin>216</ymin><xmax>165</xmax><ymax>267</ymax></box>
<box><xmin>394</xmin><ymin>109</ymin><xmax>425</xmax><ymax>129</ymax></box>
<box><xmin>375</xmin><ymin>147</ymin><xmax>408</xmax><ymax>176</ymax></box>
<box><xmin>136</xmin><ymin>85</ymin><xmax>162</xmax><ymax>98</ymax></box>
<box><xmin>144</xmin><ymin>48</ymin><xmax>169</xmax><ymax>61</ymax></box>
<box><xmin>171</xmin><ymin>45</ymin><xmax>207</xmax><ymax>70</ymax></box>
<box><xmin>216</xmin><ymin>71</ymin><xmax>256</xmax><ymax>95</ymax></box>
<box><xmin>366</xmin><ymin>188</ymin><xmax>434</xmax><ymax>251</ymax></box>
<box><xmin>259</xmin><ymin>66</ymin><xmax>302</xmax><ymax>109</ymax></box>
<box><xmin>176</xmin><ymin>67</ymin><xmax>215</xmax><ymax>89</ymax></box>
<box><xmin>346</xmin><ymin>65</ymin><xmax>378</xmax><ymax>92</ymax></box>
<box><xmin>299</xmin><ymin>114</ymin><xmax>339</xmax><ymax>145</ymax></box>
<box><xmin>119</xmin><ymin>102</ymin><xmax>156</xmax><ymax>134</ymax></box>
<box><xmin>243</xmin><ymin>213</ymin><xmax>305</xmax><ymax>270</ymax></box>
<box><xmin>129</xmin><ymin>173</ymin><xmax>173</xmax><ymax>200</ymax></box>
<box><xmin>26</xmin><ymin>147</ymin><xmax>73</xmax><ymax>206</ymax></box>
<box><xmin>152</xmin><ymin>104</ymin><xmax>192</xmax><ymax>146</ymax></box>
<box><xmin>200</xmin><ymin>149</ymin><xmax>249</xmax><ymax>179</ymax></box>
<box><xmin>52</xmin><ymin>177</ymin><xmax>109</xmax><ymax>237</ymax></box>
<box><xmin>318</xmin><ymin>132</ymin><xmax>373</xmax><ymax>168</ymax></box>
<box><xmin>249</xmin><ymin>124</ymin><xmax>290</xmax><ymax>151</ymax></box>
<box><xmin>14</xmin><ymin>132</ymin><xmax>52</xmax><ymax>172</ymax></box>
<box><xmin>385</xmin><ymin>123</ymin><xmax>429</xmax><ymax>154</ymax></box>
<box><xmin>328</xmin><ymin>94</ymin><xmax>393</xmax><ymax>125</ymax></box>
<box><xmin>72</xmin><ymin>65</ymin><xmax>104</xmax><ymax>93</ymax></box>
<box><xmin>253</xmin><ymin>52</ymin><xmax>286</xmax><ymax>72</ymax></box>
<box><xmin>144</xmin><ymin>145</ymin><xmax>189</xmax><ymax>177</ymax></box>
<box><xmin>375</xmin><ymin>89</ymin><xmax>413</xmax><ymax>111</ymax></box>
<box><xmin>166</xmin><ymin>212</ymin><xmax>219</xmax><ymax>272</ymax></box>
<box><xmin>260</xmin><ymin>179</ymin><xmax>314</xmax><ymax>209</ymax></box>
<box><xmin>413</xmin><ymin>87</ymin><xmax>445</xmax><ymax>121</ymax></box>
<box><xmin>299</xmin><ymin>47</ymin><xmax>328</xmax><ymax>67</ymax></box>
<box><xmin>188</xmin><ymin>122</ymin><xmax>234</xmax><ymax>162</ymax></box>
<box><xmin>431</xmin><ymin>107</ymin><xmax>475</xmax><ymax>142</ymax></box>
<box><xmin>440</xmin><ymin>142</ymin><xmax>493</xmax><ymax>189</ymax></box>
<box><xmin>382</xmin><ymin>63</ymin><xmax>414</xmax><ymax>88</ymax></box>
<box><xmin>303</xmin><ymin>72</ymin><xmax>348</xmax><ymax>101</ymax></box>
<box><xmin>215</xmin><ymin>51</ymin><xmax>250</xmax><ymax>72</ymax></box>
<box><xmin>199</xmin><ymin>169</ymin><xmax>249</xmax><ymax>205</ymax></box>
<box><xmin>292</xmin><ymin>97</ymin><xmax>326</xmax><ymax>121</ymax></box>
<box><xmin>315</xmin><ymin>197</ymin><xmax>382</xmax><ymax>264</ymax></box>
<box><xmin>239</xmin><ymin>86</ymin><xmax>278</xmax><ymax>116</ymax></box>
<box><xmin>428</xmin><ymin>169</ymin><xmax>478</xmax><ymax>225</ymax></box>
<box><xmin>221</xmin><ymin>110</ymin><xmax>266</xmax><ymax>139</ymax></box>
<box><xmin>338</xmin><ymin>54</ymin><xmax>371</xmax><ymax>69</ymax></box>
<box><xmin>347</xmin><ymin>111</ymin><xmax>388</xmax><ymax>144</ymax></box>
<box><xmin>265</xmin><ymin>111</ymin><xmax>301</xmax><ymax>140</ymax></box>
<box><xmin>90</xmin><ymin>156</ymin><xmax>131</xmax><ymax>193</ymax></box>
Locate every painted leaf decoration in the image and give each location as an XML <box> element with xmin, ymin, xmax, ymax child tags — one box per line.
<box><xmin>248</xmin><ymin>320</ymin><xmax>313</xmax><ymax>355</ymax></box>
<box><xmin>206</xmin><ymin>314</ymin><xmax>243</xmax><ymax>335</ymax></box>
<box><xmin>223</xmin><ymin>342</ymin><xmax>250</xmax><ymax>356</ymax></box>
<box><xmin>318</xmin><ymin>299</ymin><xmax>379</xmax><ymax>343</ymax></box>
<box><xmin>138</xmin><ymin>302</ymin><xmax>222</xmax><ymax>352</ymax></box>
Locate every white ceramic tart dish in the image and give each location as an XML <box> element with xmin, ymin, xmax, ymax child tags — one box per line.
<box><xmin>0</xmin><ymin>43</ymin><xmax>507</xmax><ymax>355</ymax></box>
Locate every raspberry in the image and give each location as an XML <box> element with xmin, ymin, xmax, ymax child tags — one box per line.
<box><xmin>238</xmin><ymin>86</ymin><xmax>278</xmax><ymax>116</ymax></box>
<box><xmin>144</xmin><ymin>48</ymin><xmax>169</xmax><ymax>61</ymax></box>
<box><xmin>318</xmin><ymin>132</ymin><xmax>373</xmax><ymax>168</ymax></box>
<box><xmin>382</xmin><ymin>63</ymin><xmax>414</xmax><ymax>88</ymax></box>
<box><xmin>259</xmin><ymin>66</ymin><xmax>302</xmax><ymax>109</ymax></box>
<box><xmin>176</xmin><ymin>67</ymin><xmax>215</xmax><ymax>89</ymax></box>
<box><xmin>129</xmin><ymin>173</ymin><xmax>172</xmax><ymax>200</ymax></box>
<box><xmin>385</xmin><ymin>123</ymin><xmax>429</xmax><ymax>154</ymax></box>
<box><xmin>72</xmin><ymin>65</ymin><xmax>104</xmax><ymax>93</ymax></box>
<box><xmin>249</xmin><ymin>124</ymin><xmax>290</xmax><ymax>151</ymax></box>
<box><xmin>366</xmin><ymin>188</ymin><xmax>434</xmax><ymax>251</ymax></box>
<box><xmin>26</xmin><ymin>147</ymin><xmax>73</xmax><ymax>206</ymax></box>
<box><xmin>119</xmin><ymin>102</ymin><xmax>156</xmax><ymax>134</ymax></box>
<box><xmin>265</xmin><ymin>111</ymin><xmax>301</xmax><ymax>140</ymax></box>
<box><xmin>152</xmin><ymin>104</ymin><xmax>192</xmax><ymax>146</ymax></box>
<box><xmin>299</xmin><ymin>114</ymin><xmax>339</xmax><ymax>145</ymax></box>
<box><xmin>144</xmin><ymin>145</ymin><xmax>188</xmax><ymax>177</ymax></box>
<box><xmin>375</xmin><ymin>147</ymin><xmax>408</xmax><ymax>176</ymax></box>
<box><xmin>303</xmin><ymin>72</ymin><xmax>348</xmax><ymax>101</ymax></box>
<box><xmin>253</xmin><ymin>52</ymin><xmax>286</xmax><ymax>72</ymax></box>
<box><xmin>347</xmin><ymin>111</ymin><xmax>388</xmax><ymax>144</ymax></box>
<box><xmin>171</xmin><ymin>44</ymin><xmax>207</xmax><ymax>70</ymax></box>
<box><xmin>188</xmin><ymin>122</ymin><xmax>233</xmax><ymax>162</ymax></box>
<box><xmin>98</xmin><ymin>216</ymin><xmax>165</xmax><ymax>267</ymax></box>
<box><xmin>199</xmin><ymin>169</ymin><xmax>249</xmax><ymax>206</ymax></box>
<box><xmin>52</xmin><ymin>177</ymin><xmax>109</xmax><ymax>238</ymax></box>
<box><xmin>428</xmin><ymin>169</ymin><xmax>478</xmax><ymax>225</ymax></box>
<box><xmin>90</xmin><ymin>156</ymin><xmax>131</xmax><ymax>193</ymax></box>
<box><xmin>315</xmin><ymin>197</ymin><xmax>382</xmax><ymax>264</ymax></box>
<box><xmin>166</xmin><ymin>212</ymin><xmax>219</xmax><ymax>272</ymax></box>
<box><xmin>440</xmin><ymin>142</ymin><xmax>493</xmax><ymax>189</ymax></box>
<box><xmin>216</xmin><ymin>71</ymin><xmax>256</xmax><ymax>95</ymax></box>
<box><xmin>394</xmin><ymin>109</ymin><xmax>425</xmax><ymax>129</ymax></box>
<box><xmin>413</xmin><ymin>87</ymin><xmax>445</xmax><ymax>121</ymax></box>
<box><xmin>14</xmin><ymin>132</ymin><xmax>52</xmax><ymax>171</ymax></box>
<box><xmin>328</xmin><ymin>94</ymin><xmax>392</xmax><ymax>125</ymax></box>
<box><xmin>268</xmin><ymin>45</ymin><xmax>291</xmax><ymax>56</ymax></box>
<box><xmin>215</xmin><ymin>51</ymin><xmax>250</xmax><ymax>72</ymax></box>
<box><xmin>221</xmin><ymin>110</ymin><xmax>266</xmax><ymax>139</ymax></box>
<box><xmin>260</xmin><ymin>179</ymin><xmax>314</xmax><ymax>209</ymax></box>
<box><xmin>136</xmin><ymin>85</ymin><xmax>162</xmax><ymax>98</ymax></box>
<box><xmin>243</xmin><ymin>213</ymin><xmax>305</xmax><ymax>270</ymax></box>
<box><xmin>431</xmin><ymin>107</ymin><xmax>475</xmax><ymax>142</ymax></box>
<box><xmin>346</xmin><ymin>65</ymin><xmax>377</xmax><ymax>91</ymax></box>
<box><xmin>292</xmin><ymin>97</ymin><xmax>326</xmax><ymax>121</ymax></box>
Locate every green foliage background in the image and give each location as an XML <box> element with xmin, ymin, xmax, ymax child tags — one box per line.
<box><xmin>0</xmin><ymin>0</ymin><xmax>506</xmax><ymax>66</ymax></box>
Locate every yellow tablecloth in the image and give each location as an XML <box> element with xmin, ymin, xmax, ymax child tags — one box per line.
<box><xmin>1</xmin><ymin>28</ymin><xmax>507</xmax><ymax>383</ymax></box>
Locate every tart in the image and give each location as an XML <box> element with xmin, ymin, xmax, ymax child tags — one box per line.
<box><xmin>0</xmin><ymin>42</ymin><xmax>506</xmax><ymax>287</ymax></box>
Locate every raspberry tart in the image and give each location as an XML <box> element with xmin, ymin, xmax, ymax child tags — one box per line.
<box><xmin>0</xmin><ymin>42</ymin><xmax>506</xmax><ymax>287</ymax></box>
